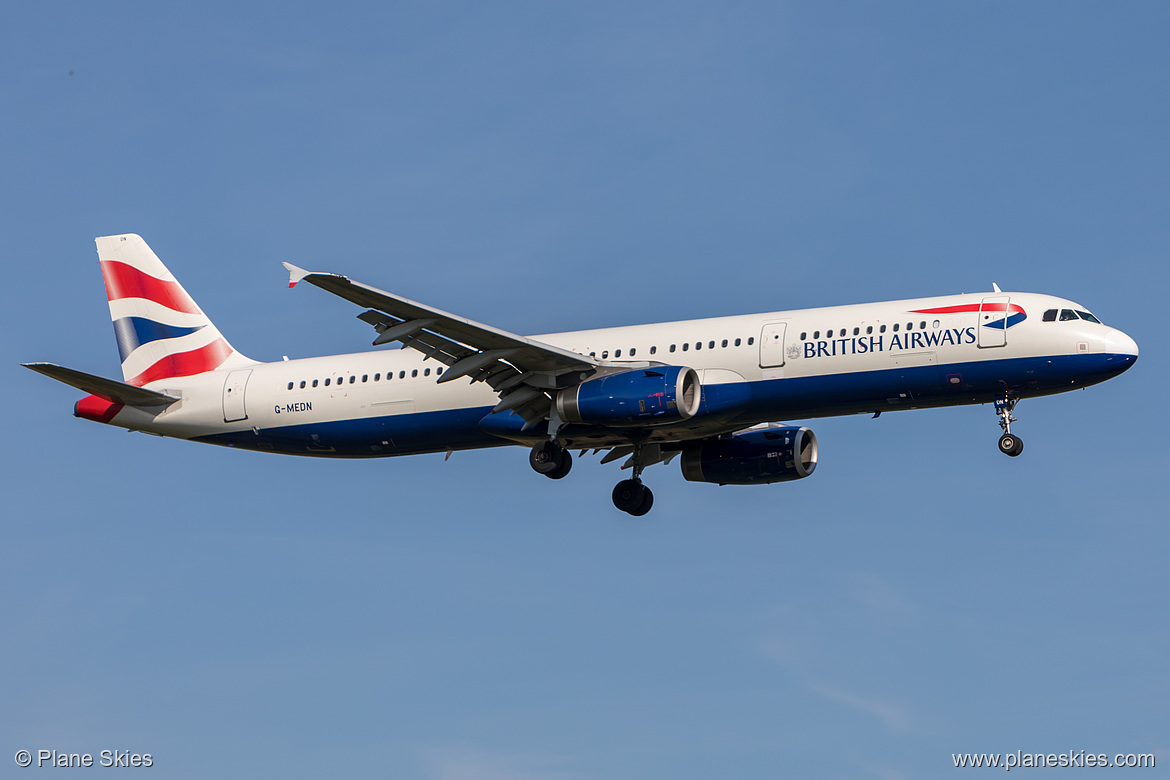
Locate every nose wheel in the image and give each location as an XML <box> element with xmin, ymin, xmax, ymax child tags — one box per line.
<box><xmin>998</xmin><ymin>433</ymin><xmax>1024</xmax><ymax>457</ymax></box>
<box><xmin>994</xmin><ymin>396</ymin><xmax>1024</xmax><ymax>457</ymax></box>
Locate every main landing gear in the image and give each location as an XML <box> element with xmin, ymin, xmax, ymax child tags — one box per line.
<box><xmin>529</xmin><ymin>439</ymin><xmax>572</xmax><ymax>479</ymax></box>
<box><xmin>528</xmin><ymin>439</ymin><xmax>655</xmax><ymax>516</ymax></box>
<box><xmin>994</xmin><ymin>396</ymin><xmax>1024</xmax><ymax>457</ymax></box>
<box><xmin>612</xmin><ymin>478</ymin><xmax>654</xmax><ymax>516</ymax></box>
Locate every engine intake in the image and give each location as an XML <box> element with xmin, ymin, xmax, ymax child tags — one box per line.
<box><xmin>557</xmin><ymin>366</ymin><xmax>701</xmax><ymax>427</ymax></box>
<box><xmin>681</xmin><ymin>427</ymin><xmax>818</xmax><ymax>485</ymax></box>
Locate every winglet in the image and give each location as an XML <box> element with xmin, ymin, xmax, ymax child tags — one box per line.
<box><xmin>282</xmin><ymin>262</ymin><xmax>312</xmax><ymax>289</ymax></box>
<box><xmin>992</xmin><ymin>282</ymin><xmax>1002</xmax><ymax>293</ymax></box>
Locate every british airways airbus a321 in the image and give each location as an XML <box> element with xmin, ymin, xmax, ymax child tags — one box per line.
<box><xmin>25</xmin><ymin>234</ymin><xmax>1138</xmax><ymax>515</ymax></box>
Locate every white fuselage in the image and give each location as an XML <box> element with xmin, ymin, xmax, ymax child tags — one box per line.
<box><xmin>101</xmin><ymin>290</ymin><xmax>1137</xmax><ymax>458</ymax></box>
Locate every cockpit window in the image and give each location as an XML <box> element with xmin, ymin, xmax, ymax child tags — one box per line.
<box><xmin>1043</xmin><ymin>309</ymin><xmax>1057</xmax><ymax>322</ymax></box>
<box><xmin>1059</xmin><ymin>309</ymin><xmax>1079</xmax><ymax>321</ymax></box>
<box><xmin>1076</xmin><ymin>310</ymin><xmax>1101</xmax><ymax>324</ymax></box>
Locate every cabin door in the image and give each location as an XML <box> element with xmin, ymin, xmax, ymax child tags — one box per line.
<box><xmin>977</xmin><ymin>296</ymin><xmax>1010</xmax><ymax>348</ymax></box>
<box><xmin>759</xmin><ymin>322</ymin><xmax>788</xmax><ymax>368</ymax></box>
<box><xmin>222</xmin><ymin>369</ymin><xmax>252</xmax><ymax>422</ymax></box>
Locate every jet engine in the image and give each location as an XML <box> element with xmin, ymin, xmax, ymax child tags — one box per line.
<box><xmin>556</xmin><ymin>366</ymin><xmax>701</xmax><ymax>427</ymax></box>
<box><xmin>681</xmin><ymin>426</ymin><xmax>818</xmax><ymax>485</ymax></box>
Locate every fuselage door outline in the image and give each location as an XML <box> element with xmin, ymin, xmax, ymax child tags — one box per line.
<box><xmin>978</xmin><ymin>296</ymin><xmax>1010</xmax><ymax>349</ymax></box>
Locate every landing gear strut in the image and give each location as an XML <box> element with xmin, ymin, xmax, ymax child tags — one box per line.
<box><xmin>994</xmin><ymin>396</ymin><xmax>1024</xmax><ymax>457</ymax></box>
<box><xmin>530</xmin><ymin>440</ymin><xmax>572</xmax><ymax>479</ymax></box>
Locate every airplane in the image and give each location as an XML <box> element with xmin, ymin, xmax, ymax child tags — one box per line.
<box><xmin>24</xmin><ymin>234</ymin><xmax>1139</xmax><ymax>515</ymax></box>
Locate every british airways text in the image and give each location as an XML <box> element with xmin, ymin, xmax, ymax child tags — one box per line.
<box><xmin>803</xmin><ymin>327</ymin><xmax>976</xmax><ymax>358</ymax></box>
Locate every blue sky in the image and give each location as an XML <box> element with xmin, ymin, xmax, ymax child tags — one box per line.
<box><xmin>2</xmin><ymin>3</ymin><xmax>1166</xmax><ymax>778</ymax></box>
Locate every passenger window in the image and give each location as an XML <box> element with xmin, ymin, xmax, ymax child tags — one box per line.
<box><xmin>932</xmin><ymin>320</ymin><xmax>939</xmax><ymax>329</ymax></box>
<box><xmin>650</xmin><ymin>346</ymin><xmax>657</xmax><ymax>355</ymax></box>
<box><xmin>424</xmin><ymin>368</ymin><xmax>430</xmax><ymax>376</ymax></box>
<box><xmin>920</xmin><ymin>321</ymin><xmax>926</xmax><ymax>329</ymax></box>
<box><xmin>709</xmin><ymin>341</ymin><xmax>715</xmax><ymax>349</ymax></box>
<box><xmin>287</xmin><ymin>382</ymin><xmax>294</xmax><ymax>390</ymax></box>
<box><xmin>748</xmin><ymin>337</ymin><xmax>754</xmax><ymax>345</ymax></box>
<box><xmin>349</xmin><ymin>375</ymin><xmax>356</xmax><ymax>384</ymax></box>
<box><xmin>880</xmin><ymin>325</ymin><xmax>886</xmax><ymax>333</ymax></box>
<box><xmin>411</xmin><ymin>369</ymin><xmax>418</xmax><ymax>377</ymax></box>
<box><xmin>893</xmin><ymin>324</ymin><xmax>899</xmax><ymax>332</ymax></box>
<box><xmin>800</xmin><ymin>332</ymin><xmax>807</xmax><ymax>340</ymax></box>
<box><xmin>670</xmin><ymin>344</ymin><xmax>676</xmax><ymax>353</ymax></box>
<box><xmin>324</xmin><ymin>378</ymin><xmax>331</xmax><ymax>386</ymax></box>
<box><xmin>602</xmin><ymin>351</ymin><xmax>608</xmax><ymax>359</ymax></box>
<box><xmin>682</xmin><ymin>343</ymin><xmax>689</xmax><ymax>351</ymax></box>
<box><xmin>721</xmin><ymin>339</ymin><xmax>728</xmax><ymax>348</ymax></box>
<box><xmin>615</xmin><ymin>349</ymin><xmax>621</xmax><ymax>358</ymax></box>
<box><xmin>906</xmin><ymin>322</ymin><xmax>912</xmax><ymax>330</ymax></box>
<box><xmin>630</xmin><ymin>348</ymin><xmax>636</xmax><ymax>356</ymax></box>
<box><xmin>695</xmin><ymin>342</ymin><xmax>702</xmax><ymax>350</ymax></box>
<box><xmin>361</xmin><ymin>374</ymin><xmax>368</xmax><ymax>383</ymax></box>
<box><xmin>1060</xmin><ymin>309</ymin><xmax>1078</xmax><ymax>321</ymax></box>
<box><xmin>866</xmin><ymin>326</ymin><xmax>872</xmax><ymax>334</ymax></box>
<box><xmin>374</xmin><ymin>373</ymin><xmax>380</xmax><ymax>381</ymax></box>
<box><xmin>827</xmin><ymin>329</ymin><xmax>834</xmax><ymax>338</ymax></box>
<box><xmin>437</xmin><ymin>367</ymin><xmax>443</xmax><ymax>375</ymax></box>
<box><xmin>813</xmin><ymin>331</ymin><xmax>820</xmax><ymax>339</ymax></box>
<box><xmin>1077</xmin><ymin>310</ymin><xmax>1101</xmax><ymax>324</ymax></box>
<box><xmin>735</xmin><ymin>338</ymin><xmax>741</xmax><ymax>346</ymax></box>
<box><xmin>853</xmin><ymin>327</ymin><xmax>859</xmax><ymax>336</ymax></box>
<box><xmin>312</xmin><ymin>379</ymin><xmax>318</xmax><ymax>388</ymax></box>
<box><xmin>300</xmin><ymin>380</ymin><xmax>306</xmax><ymax>389</ymax></box>
<box><xmin>399</xmin><ymin>371</ymin><xmax>406</xmax><ymax>379</ymax></box>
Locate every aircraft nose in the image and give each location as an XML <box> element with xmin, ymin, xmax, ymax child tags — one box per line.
<box><xmin>1104</xmin><ymin>328</ymin><xmax>1139</xmax><ymax>359</ymax></box>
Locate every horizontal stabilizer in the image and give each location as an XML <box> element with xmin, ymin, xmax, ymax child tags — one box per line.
<box><xmin>22</xmin><ymin>362</ymin><xmax>180</xmax><ymax>406</ymax></box>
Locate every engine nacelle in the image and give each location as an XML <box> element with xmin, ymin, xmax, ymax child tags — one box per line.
<box><xmin>681</xmin><ymin>427</ymin><xmax>818</xmax><ymax>485</ymax></box>
<box><xmin>557</xmin><ymin>366</ymin><xmax>701</xmax><ymax>427</ymax></box>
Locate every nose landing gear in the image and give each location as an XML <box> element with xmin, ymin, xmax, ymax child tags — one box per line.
<box><xmin>994</xmin><ymin>396</ymin><xmax>1024</xmax><ymax>457</ymax></box>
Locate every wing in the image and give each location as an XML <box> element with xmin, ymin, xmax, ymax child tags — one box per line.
<box><xmin>283</xmin><ymin>264</ymin><xmax>598</xmax><ymax>426</ymax></box>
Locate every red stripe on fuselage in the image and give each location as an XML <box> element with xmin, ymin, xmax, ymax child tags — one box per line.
<box><xmin>911</xmin><ymin>303</ymin><xmax>1023</xmax><ymax>315</ymax></box>
<box><xmin>100</xmin><ymin>261</ymin><xmax>202</xmax><ymax>314</ymax></box>
<box><xmin>126</xmin><ymin>337</ymin><xmax>234</xmax><ymax>386</ymax></box>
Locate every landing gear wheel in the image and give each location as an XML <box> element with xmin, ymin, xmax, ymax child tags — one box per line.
<box><xmin>530</xmin><ymin>440</ymin><xmax>565</xmax><ymax>475</ymax></box>
<box><xmin>612</xmin><ymin>479</ymin><xmax>647</xmax><ymax>513</ymax></box>
<box><xmin>547</xmin><ymin>451</ymin><xmax>573</xmax><ymax>479</ymax></box>
<box><xmin>998</xmin><ymin>433</ymin><xmax>1024</xmax><ymax>457</ymax></box>
<box><xmin>628</xmin><ymin>486</ymin><xmax>654</xmax><ymax>516</ymax></box>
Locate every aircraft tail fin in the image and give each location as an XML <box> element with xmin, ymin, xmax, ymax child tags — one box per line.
<box><xmin>95</xmin><ymin>234</ymin><xmax>255</xmax><ymax>386</ymax></box>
